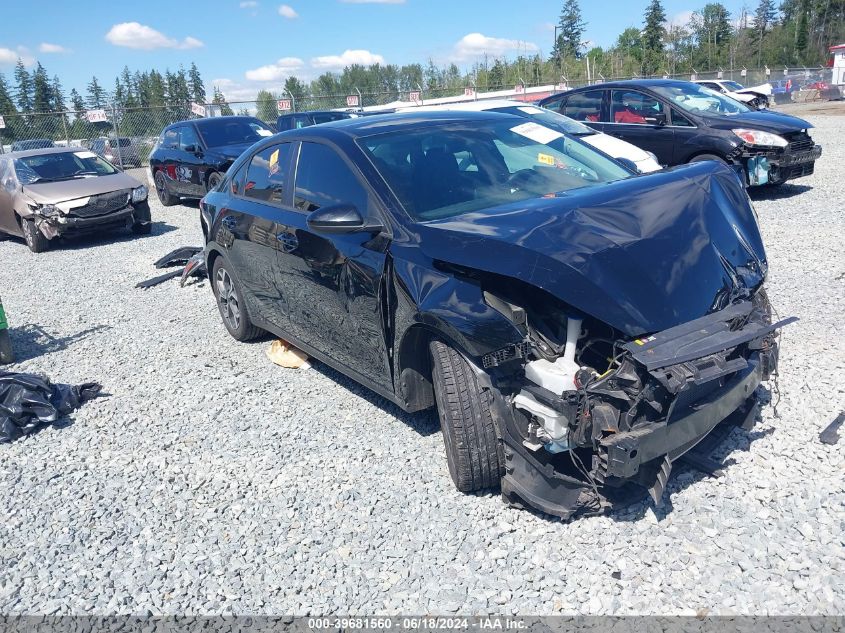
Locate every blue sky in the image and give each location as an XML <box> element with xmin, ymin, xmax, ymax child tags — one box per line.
<box><xmin>1</xmin><ymin>0</ymin><xmax>750</xmax><ymax>101</ymax></box>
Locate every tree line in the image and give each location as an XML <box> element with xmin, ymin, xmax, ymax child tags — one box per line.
<box><xmin>0</xmin><ymin>0</ymin><xmax>842</xmax><ymax>137</ymax></box>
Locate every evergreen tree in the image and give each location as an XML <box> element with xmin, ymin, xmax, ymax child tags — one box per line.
<box><xmin>255</xmin><ymin>89</ymin><xmax>278</xmax><ymax>122</ymax></box>
<box><xmin>69</xmin><ymin>88</ymin><xmax>85</xmax><ymax>113</ymax></box>
<box><xmin>642</xmin><ymin>0</ymin><xmax>668</xmax><ymax>74</ymax></box>
<box><xmin>51</xmin><ymin>75</ymin><xmax>66</xmax><ymax>111</ymax></box>
<box><xmin>188</xmin><ymin>62</ymin><xmax>206</xmax><ymax>103</ymax></box>
<box><xmin>753</xmin><ymin>0</ymin><xmax>778</xmax><ymax>66</ymax></box>
<box><xmin>283</xmin><ymin>76</ymin><xmax>307</xmax><ymax>103</ymax></box>
<box><xmin>86</xmin><ymin>76</ymin><xmax>107</xmax><ymax>109</ymax></box>
<box><xmin>211</xmin><ymin>86</ymin><xmax>234</xmax><ymax>116</ymax></box>
<box><xmin>14</xmin><ymin>59</ymin><xmax>33</xmax><ymax>112</ymax></box>
<box><xmin>32</xmin><ymin>63</ymin><xmax>52</xmax><ymax>113</ymax></box>
<box><xmin>552</xmin><ymin>0</ymin><xmax>587</xmax><ymax>61</ymax></box>
<box><xmin>0</xmin><ymin>73</ymin><xmax>17</xmax><ymax>115</ymax></box>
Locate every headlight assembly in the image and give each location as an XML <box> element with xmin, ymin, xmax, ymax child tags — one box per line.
<box><xmin>732</xmin><ymin>128</ymin><xmax>788</xmax><ymax>148</ymax></box>
<box><xmin>34</xmin><ymin>204</ymin><xmax>60</xmax><ymax>218</ymax></box>
<box><xmin>132</xmin><ymin>185</ymin><xmax>148</xmax><ymax>203</ymax></box>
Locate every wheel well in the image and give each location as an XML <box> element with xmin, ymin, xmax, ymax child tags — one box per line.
<box><xmin>206</xmin><ymin>248</ymin><xmax>222</xmax><ymax>278</ymax></box>
<box><xmin>396</xmin><ymin>325</ymin><xmax>436</xmax><ymax>413</ymax></box>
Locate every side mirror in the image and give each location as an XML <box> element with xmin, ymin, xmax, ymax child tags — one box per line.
<box><xmin>306</xmin><ymin>204</ymin><xmax>383</xmax><ymax>234</ymax></box>
<box><xmin>184</xmin><ymin>144</ymin><xmax>198</xmax><ymax>153</ymax></box>
<box><xmin>644</xmin><ymin>112</ymin><xmax>667</xmax><ymax>126</ymax></box>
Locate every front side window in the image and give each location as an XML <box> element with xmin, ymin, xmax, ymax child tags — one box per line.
<box><xmin>561</xmin><ymin>90</ymin><xmax>604</xmax><ymax>122</ymax></box>
<box><xmin>360</xmin><ymin>119</ymin><xmax>631</xmax><ymax>221</ymax></box>
<box><xmin>611</xmin><ymin>90</ymin><xmax>665</xmax><ymax>124</ymax></box>
<box><xmin>14</xmin><ymin>151</ymin><xmax>118</xmax><ymax>184</ymax></box>
<box><xmin>294</xmin><ymin>142</ymin><xmax>368</xmax><ymax>214</ymax></box>
<box><xmin>653</xmin><ymin>83</ymin><xmax>751</xmax><ymax>115</ymax></box>
<box><xmin>670</xmin><ymin>108</ymin><xmax>694</xmax><ymax>127</ymax></box>
<box><xmin>244</xmin><ymin>143</ymin><xmax>293</xmax><ymax>204</ymax></box>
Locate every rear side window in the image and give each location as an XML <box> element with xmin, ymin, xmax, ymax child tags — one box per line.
<box><xmin>294</xmin><ymin>142</ymin><xmax>368</xmax><ymax>214</ymax></box>
<box><xmin>161</xmin><ymin>129</ymin><xmax>179</xmax><ymax>149</ymax></box>
<box><xmin>561</xmin><ymin>91</ymin><xmax>604</xmax><ymax>122</ymax></box>
<box><xmin>179</xmin><ymin>126</ymin><xmax>201</xmax><ymax>151</ymax></box>
<box><xmin>244</xmin><ymin>143</ymin><xmax>293</xmax><ymax>204</ymax></box>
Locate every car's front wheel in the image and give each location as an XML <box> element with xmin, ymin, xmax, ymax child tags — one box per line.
<box><xmin>21</xmin><ymin>218</ymin><xmax>50</xmax><ymax>253</ymax></box>
<box><xmin>211</xmin><ymin>258</ymin><xmax>262</xmax><ymax>341</ymax></box>
<box><xmin>430</xmin><ymin>340</ymin><xmax>504</xmax><ymax>492</ymax></box>
<box><xmin>154</xmin><ymin>171</ymin><xmax>178</xmax><ymax>207</ymax></box>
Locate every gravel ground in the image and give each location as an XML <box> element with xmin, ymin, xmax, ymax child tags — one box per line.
<box><xmin>0</xmin><ymin>115</ymin><xmax>843</xmax><ymax>616</ymax></box>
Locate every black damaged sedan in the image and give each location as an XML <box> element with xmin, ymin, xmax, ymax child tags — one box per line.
<box><xmin>200</xmin><ymin>111</ymin><xmax>793</xmax><ymax>519</ymax></box>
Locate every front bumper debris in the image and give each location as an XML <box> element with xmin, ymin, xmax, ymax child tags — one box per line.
<box><xmin>743</xmin><ymin>144</ymin><xmax>822</xmax><ymax>184</ymax></box>
<box><xmin>34</xmin><ymin>202</ymin><xmax>149</xmax><ymax>239</ymax></box>
<box><xmin>497</xmin><ymin>298</ymin><xmax>795</xmax><ymax>520</ymax></box>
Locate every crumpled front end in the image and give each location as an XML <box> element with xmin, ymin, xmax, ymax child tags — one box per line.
<box><xmin>23</xmin><ymin>189</ymin><xmax>150</xmax><ymax>239</ymax></box>
<box><xmin>477</xmin><ymin>286</ymin><xmax>794</xmax><ymax>520</ymax></box>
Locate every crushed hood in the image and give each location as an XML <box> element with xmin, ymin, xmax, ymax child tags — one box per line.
<box><xmin>701</xmin><ymin>109</ymin><xmax>813</xmax><ymax>134</ymax></box>
<box><xmin>23</xmin><ymin>172</ymin><xmax>142</xmax><ymax>204</ymax></box>
<box><xmin>416</xmin><ymin>161</ymin><xmax>767</xmax><ymax>336</ymax></box>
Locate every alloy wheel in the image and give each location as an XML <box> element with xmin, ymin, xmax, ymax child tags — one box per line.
<box><xmin>215</xmin><ymin>267</ymin><xmax>241</xmax><ymax>330</ymax></box>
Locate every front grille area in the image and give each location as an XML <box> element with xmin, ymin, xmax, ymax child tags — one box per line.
<box><xmin>781</xmin><ymin>162</ymin><xmax>815</xmax><ymax>180</ymax></box>
<box><xmin>785</xmin><ymin>131</ymin><xmax>815</xmax><ymax>153</ymax></box>
<box><xmin>72</xmin><ymin>190</ymin><xmax>130</xmax><ymax>218</ymax></box>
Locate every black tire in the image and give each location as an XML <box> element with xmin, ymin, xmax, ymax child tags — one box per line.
<box><xmin>211</xmin><ymin>257</ymin><xmax>262</xmax><ymax>342</ymax></box>
<box><xmin>154</xmin><ymin>170</ymin><xmax>178</xmax><ymax>207</ymax></box>
<box><xmin>430</xmin><ymin>340</ymin><xmax>504</xmax><ymax>492</ymax></box>
<box><xmin>207</xmin><ymin>171</ymin><xmax>223</xmax><ymax>193</ymax></box>
<box><xmin>688</xmin><ymin>153</ymin><xmax>727</xmax><ymax>164</ymax></box>
<box><xmin>0</xmin><ymin>329</ymin><xmax>14</xmax><ymax>364</ymax></box>
<box><xmin>131</xmin><ymin>222</ymin><xmax>152</xmax><ymax>235</ymax></box>
<box><xmin>21</xmin><ymin>218</ymin><xmax>50</xmax><ymax>253</ymax></box>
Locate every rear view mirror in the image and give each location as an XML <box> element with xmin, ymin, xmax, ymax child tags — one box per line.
<box><xmin>306</xmin><ymin>204</ymin><xmax>383</xmax><ymax>234</ymax></box>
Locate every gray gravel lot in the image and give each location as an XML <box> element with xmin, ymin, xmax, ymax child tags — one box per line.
<box><xmin>0</xmin><ymin>114</ymin><xmax>843</xmax><ymax>616</ymax></box>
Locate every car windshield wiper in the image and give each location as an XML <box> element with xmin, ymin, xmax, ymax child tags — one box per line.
<box><xmin>24</xmin><ymin>176</ymin><xmax>58</xmax><ymax>184</ymax></box>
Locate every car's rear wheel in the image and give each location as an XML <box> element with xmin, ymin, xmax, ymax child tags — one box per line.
<box><xmin>207</xmin><ymin>171</ymin><xmax>223</xmax><ymax>193</ymax></box>
<box><xmin>21</xmin><ymin>218</ymin><xmax>50</xmax><ymax>253</ymax></box>
<box><xmin>430</xmin><ymin>340</ymin><xmax>504</xmax><ymax>492</ymax></box>
<box><xmin>211</xmin><ymin>258</ymin><xmax>262</xmax><ymax>341</ymax></box>
<box><xmin>154</xmin><ymin>171</ymin><xmax>178</xmax><ymax>207</ymax></box>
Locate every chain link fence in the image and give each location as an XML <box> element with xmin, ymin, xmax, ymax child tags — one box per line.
<box><xmin>0</xmin><ymin>67</ymin><xmax>838</xmax><ymax>166</ymax></box>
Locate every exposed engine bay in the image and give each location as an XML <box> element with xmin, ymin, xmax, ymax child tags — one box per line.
<box><xmin>477</xmin><ymin>283</ymin><xmax>796</xmax><ymax>519</ymax></box>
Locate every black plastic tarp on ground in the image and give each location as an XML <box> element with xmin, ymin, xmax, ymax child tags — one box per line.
<box><xmin>0</xmin><ymin>371</ymin><xmax>102</xmax><ymax>443</ymax></box>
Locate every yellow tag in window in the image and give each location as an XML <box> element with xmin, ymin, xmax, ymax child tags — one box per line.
<box><xmin>537</xmin><ymin>153</ymin><xmax>555</xmax><ymax>166</ymax></box>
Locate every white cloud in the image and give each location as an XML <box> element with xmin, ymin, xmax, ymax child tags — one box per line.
<box><xmin>0</xmin><ymin>46</ymin><xmax>35</xmax><ymax>67</ymax></box>
<box><xmin>278</xmin><ymin>4</ymin><xmax>298</xmax><ymax>18</ymax></box>
<box><xmin>451</xmin><ymin>33</ymin><xmax>539</xmax><ymax>62</ymax></box>
<box><xmin>39</xmin><ymin>42</ymin><xmax>71</xmax><ymax>54</ymax></box>
<box><xmin>245</xmin><ymin>56</ymin><xmax>305</xmax><ymax>81</ymax></box>
<box><xmin>539</xmin><ymin>22</ymin><xmax>556</xmax><ymax>33</ymax></box>
<box><xmin>105</xmin><ymin>22</ymin><xmax>204</xmax><ymax>50</ymax></box>
<box><xmin>239</xmin><ymin>1</ymin><xmax>258</xmax><ymax>7</ymax></box>
<box><xmin>340</xmin><ymin>0</ymin><xmax>405</xmax><ymax>3</ymax></box>
<box><xmin>311</xmin><ymin>49</ymin><xmax>385</xmax><ymax>70</ymax></box>
<box><xmin>666</xmin><ymin>10</ymin><xmax>695</xmax><ymax>28</ymax></box>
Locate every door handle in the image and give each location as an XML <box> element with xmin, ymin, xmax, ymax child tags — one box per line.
<box><xmin>276</xmin><ymin>231</ymin><xmax>299</xmax><ymax>253</ymax></box>
<box><xmin>221</xmin><ymin>215</ymin><xmax>237</xmax><ymax>230</ymax></box>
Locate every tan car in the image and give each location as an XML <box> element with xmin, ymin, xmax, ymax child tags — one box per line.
<box><xmin>0</xmin><ymin>147</ymin><xmax>151</xmax><ymax>252</ymax></box>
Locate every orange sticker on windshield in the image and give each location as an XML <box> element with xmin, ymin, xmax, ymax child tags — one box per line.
<box><xmin>538</xmin><ymin>153</ymin><xmax>555</xmax><ymax>166</ymax></box>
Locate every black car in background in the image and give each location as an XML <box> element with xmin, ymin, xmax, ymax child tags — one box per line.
<box><xmin>539</xmin><ymin>79</ymin><xmax>822</xmax><ymax>186</ymax></box>
<box><xmin>276</xmin><ymin>110</ymin><xmax>353</xmax><ymax>131</ymax></box>
<box><xmin>199</xmin><ymin>111</ymin><xmax>790</xmax><ymax>519</ymax></box>
<box><xmin>149</xmin><ymin>116</ymin><xmax>274</xmax><ymax>206</ymax></box>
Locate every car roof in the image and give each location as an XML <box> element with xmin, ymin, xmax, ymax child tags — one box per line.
<box><xmin>4</xmin><ymin>146</ymin><xmax>86</xmax><ymax>159</ymax></box>
<box><xmin>300</xmin><ymin>109</ymin><xmax>523</xmax><ymax>138</ymax></box>
<box><xmin>562</xmin><ymin>78</ymin><xmax>699</xmax><ymax>90</ymax></box>
<box><xmin>397</xmin><ymin>99</ymin><xmax>531</xmax><ymax>113</ymax></box>
<box><xmin>166</xmin><ymin>115</ymin><xmax>262</xmax><ymax>130</ymax></box>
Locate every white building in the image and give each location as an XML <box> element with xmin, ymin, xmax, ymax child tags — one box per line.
<box><xmin>831</xmin><ymin>44</ymin><xmax>845</xmax><ymax>86</ymax></box>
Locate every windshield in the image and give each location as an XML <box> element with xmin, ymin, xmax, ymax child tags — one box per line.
<box><xmin>489</xmin><ymin>105</ymin><xmax>595</xmax><ymax>136</ymax></box>
<box><xmin>195</xmin><ymin>118</ymin><xmax>274</xmax><ymax>148</ymax></box>
<box><xmin>653</xmin><ymin>83</ymin><xmax>751</xmax><ymax>115</ymax></box>
<box><xmin>108</xmin><ymin>138</ymin><xmax>132</xmax><ymax>148</ymax></box>
<box><xmin>14</xmin><ymin>150</ymin><xmax>118</xmax><ymax>184</ymax></box>
<box><xmin>360</xmin><ymin>118</ymin><xmax>631</xmax><ymax>221</ymax></box>
<box><xmin>723</xmin><ymin>81</ymin><xmax>745</xmax><ymax>91</ymax></box>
